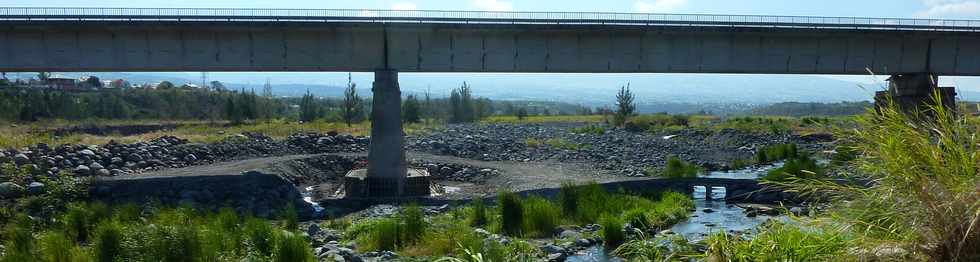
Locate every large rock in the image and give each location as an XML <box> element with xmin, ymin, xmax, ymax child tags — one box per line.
<box><xmin>13</xmin><ymin>153</ymin><xmax>29</xmax><ymax>165</ymax></box>
<box><xmin>74</xmin><ymin>165</ymin><xmax>91</xmax><ymax>175</ymax></box>
<box><xmin>26</xmin><ymin>182</ymin><xmax>45</xmax><ymax>195</ymax></box>
<box><xmin>0</xmin><ymin>182</ymin><xmax>25</xmax><ymax>199</ymax></box>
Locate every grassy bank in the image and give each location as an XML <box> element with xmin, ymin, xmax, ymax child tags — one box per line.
<box><xmin>0</xmin><ymin>119</ymin><xmax>442</xmax><ymax>149</ymax></box>
<box><xmin>340</xmin><ymin>184</ymin><xmax>693</xmax><ymax>260</ymax></box>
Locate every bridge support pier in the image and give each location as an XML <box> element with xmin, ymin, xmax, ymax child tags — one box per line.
<box><xmin>344</xmin><ymin>70</ymin><xmax>430</xmax><ymax>198</ymax></box>
<box><xmin>704</xmin><ymin>186</ymin><xmax>712</xmax><ymax>200</ymax></box>
<box><xmin>875</xmin><ymin>73</ymin><xmax>956</xmax><ymax>113</ymax></box>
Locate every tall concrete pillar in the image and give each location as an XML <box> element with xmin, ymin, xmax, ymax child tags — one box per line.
<box><xmin>366</xmin><ymin>69</ymin><xmax>408</xmax><ymax>197</ymax></box>
<box><xmin>875</xmin><ymin>73</ymin><xmax>956</xmax><ymax>113</ymax></box>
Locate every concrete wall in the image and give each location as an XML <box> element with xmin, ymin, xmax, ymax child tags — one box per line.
<box><xmin>2</xmin><ymin>21</ymin><xmax>979</xmax><ymax>75</ymax></box>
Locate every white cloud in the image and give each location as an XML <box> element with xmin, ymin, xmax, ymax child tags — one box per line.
<box><xmin>914</xmin><ymin>0</ymin><xmax>980</xmax><ymax>18</ymax></box>
<box><xmin>390</xmin><ymin>1</ymin><xmax>418</xmax><ymax>10</ymax></box>
<box><xmin>633</xmin><ymin>0</ymin><xmax>687</xmax><ymax>13</ymax></box>
<box><xmin>472</xmin><ymin>0</ymin><xmax>513</xmax><ymax>11</ymax></box>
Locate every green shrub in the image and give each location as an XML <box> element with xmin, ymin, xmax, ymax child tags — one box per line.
<box><xmin>558</xmin><ymin>182</ymin><xmax>579</xmax><ymax>217</ymax></box>
<box><xmin>755</xmin><ymin>144</ymin><xmax>799</xmax><ymax>164</ymax></box>
<box><xmin>468</xmin><ymin>199</ymin><xmax>487</xmax><ymax>227</ymax></box>
<box><xmin>39</xmin><ymin>232</ymin><xmax>75</xmax><ymax>262</ymax></box>
<box><xmin>498</xmin><ymin>191</ymin><xmax>524</xmax><ymax>236</ymax></box>
<box><xmin>371</xmin><ymin>218</ymin><xmax>401</xmax><ymax>251</ymax></box>
<box><xmin>64</xmin><ymin>203</ymin><xmax>91</xmax><ymax>243</ymax></box>
<box><xmin>283</xmin><ymin>203</ymin><xmax>299</xmax><ymax>232</ymax></box>
<box><xmin>600</xmin><ymin>215</ymin><xmax>625</xmax><ymax>249</ymax></box>
<box><xmin>400</xmin><ymin>204</ymin><xmax>426</xmax><ymax>246</ymax></box>
<box><xmin>93</xmin><ymin>222</ymin><xmax>123</xmax><ymax>262</ymax></box>
<box><xmin>245</xmin><ymin>217</ymin><xmax>276</xmax><ymax>256</ymax></box>
<box><xmin>663</xmin><ymin>156</ymin><xmax>700</xmax><ymax>178</ymax></box>
<box><xmin>762</xmin><ymin>154</ymin><xmax>822</xmax><ymax>182</ymax></box>
<box><xmin>623</xmin><ymin>208</ymin><xmax>650</xmax><ymax>230</ymax></box>
<box><xmin>522</xmin><ymin>197</ymin><xmax>560</xmax><ymax>237</ymax></box>
<box><xmin>2</xmin><ymin>215</ymin><xmax>35</xmax><ymax>262</ymax></box>
<box><xmin>273</xmin><ymin>231</ymin><xmax>314</xmax><ymax>262</ymax></box>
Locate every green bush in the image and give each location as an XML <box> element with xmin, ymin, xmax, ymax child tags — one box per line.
<box><xmin>400</xmin><ymin>204</ymin><xmax>426</xmax><ymax>246</ymax></box>
<box><xmin>663</xmin><ymin>156</ymin><xmax>701</xmax><ymax>178</ymax></box>
<box><xmin>558</xmin><ymin>182</ymin><xmax>579</xmax><ymax>217</ymax></box>
<box><xmin>498</xmin><ymin>191</ymin><xmax>524</xmax><ymax>236</ymax></box>
<box><xmin>273</xmin><ymin>231</ymin><xmax>315</xmax><ymax>262</ymax></box>
<box><xmin>468</xmin><ymin>199</ymin><xmax>487</xmax><ymax>227</ymax></box>
<box><xmin>600</xmin><ymin>215</ymin><xmax>625</xmax><ymax>249</ymax></box>
<box><xmin>283</xmin><ymin>203</ymin><xmax>299</xmax><ymax>231</ymax></box>
<box><xmin>2</xmin><ymin>215</ymin><xmax>35</xmax><ymax>262</ymax></box>
<box><xmin>39</xmin><ymin>232</ymin><xmax>75</xmax><ymax>262</ymax></box>
<box><xmin>93</xmin><ymin>222</ymin><xmax>123</xmax><ymax>262</ymax></box>
<box><xmin>245</xmin><ymin>217</ymin><xmax>276</xmax><ymax>256</ymax></box>
<box><xmin>755</xmin><ymin>144</ymin><xmax>799</xmax><ymax>164</ymax></box>
<box><xmin>762</xmin><ymin>154</ymin><xmax>822</xmax><ymax>182</ymax></box>
<box><xmin>522</xmin><ymin>197</ymin><xmax>561</xmax><ymax>237</ymax></box>
<box><xmin>623</xmin><ymin>208</ymin><xmax>650</xmax><ymax>230</ymax></box>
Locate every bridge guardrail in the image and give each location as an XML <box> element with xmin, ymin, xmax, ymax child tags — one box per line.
<box><xmin>0</xmin><ymin>7</ymin><xmax>978</xmax><ymax>32</ymax></box>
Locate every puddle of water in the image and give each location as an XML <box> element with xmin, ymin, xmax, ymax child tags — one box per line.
<box><xmin>700</xmin><ymin>162</ymin><xmax>783</xmax><ymax>180</ymax></box>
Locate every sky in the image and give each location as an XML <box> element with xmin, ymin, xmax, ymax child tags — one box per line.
<box><xmin>4</xmin><ymin>0</ymin><xmax>980</xmax><ymax>94</ymax></box>
<box><xmin>6</xmin><ymin>0</ymin><xmax>980</xmax><ymax>19</ymax></box>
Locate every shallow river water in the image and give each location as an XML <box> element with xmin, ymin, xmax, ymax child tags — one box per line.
<box><xmin>567</xmin><ymin>166</ymin><xmax>786</xmax><ymax>261</ymax></box>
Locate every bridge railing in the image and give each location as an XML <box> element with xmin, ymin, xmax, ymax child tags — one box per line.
<box><xmin>1</xmin><ymin>7</ymin><xmax>978</xmax><ymax>31</ymax></box>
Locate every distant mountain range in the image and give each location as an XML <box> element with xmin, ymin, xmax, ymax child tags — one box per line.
<box><xmin>24</xmin><ymin>71</ymin><xmax>980</xmax><ymax>112</ymax></box>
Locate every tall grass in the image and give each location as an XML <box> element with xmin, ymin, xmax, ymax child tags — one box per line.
<box><xmin>521</xmin><ymin>196</ymin><xmax>561</xmax><ymax>237</ymax></box>
<box><xmin>352</xmin><ymin>204</ymin><xmax>427</xmax><ymax>251</ymax></box>
<box><xmin>600</xmin><ymin>215</ymin><xmax>625</xmax><ymax>249</ymax></box>
<box><xmin>0</xmin><ymin>202</ymin><xmax>312</xmax><ymax>261</ymax></box>
<box><xmin>775</xmin><ymin>92</ymin><xmax>980</xmax><ymax>261</ymax></box>
<box><xmin>498</xmin><ymin>191</ymin><xmax>524</xmax><ymax>236</ymax></box>
<box><xmin>703</xmin><ymin>222</ymin><xmax>851</xmax><ymax>261</ymax></box>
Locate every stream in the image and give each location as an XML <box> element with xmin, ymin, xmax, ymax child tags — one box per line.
<box><xmin>567</xmin><ymin>165</ymin><xmax>787</xmax><ymax>261</ymax></box>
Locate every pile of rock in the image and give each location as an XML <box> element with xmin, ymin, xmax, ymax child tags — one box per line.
<box><xmin>287</xmin><ymin>133</ymin><xmax>369</xmax><ymax>154</ymax></box>
<box><xmin>417</xmin><ymin>161</ymin><xmax>500</xmax><ymax>182</ymax></box>
<box><xmin>0</xmin><ymin>132</ymin><xmax>370</xmax><ymax>180</ymax></box>
<box><xmin>409</xmin><ymin>123</ymin><xmax>823</xmax><ymax>176</ymax></box>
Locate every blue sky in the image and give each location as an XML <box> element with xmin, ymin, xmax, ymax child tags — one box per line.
<box><xmin>5</xmin><ymin>0</ymin><xmax>980</xmax><ymax>19</ymax></box>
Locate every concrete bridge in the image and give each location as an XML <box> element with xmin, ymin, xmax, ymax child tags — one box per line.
<box><xmin>2</xmin><ymin>7</ymin><xmax>976</xmax><ymax>197</ymax></box>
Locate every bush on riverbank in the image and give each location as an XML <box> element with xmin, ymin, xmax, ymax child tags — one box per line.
<box><xmin>762</xmin><ymin>153</ymin><xmax>823</xmax><ymax>182</ymax></box>
<box><xmin>1</xmin><ymin>202</ymin><xmax>314</xmax><ymax>262</ymax></box>
<box><xmin>754</xmin><ymin>143</ymin><xmax>799</xmax><ymax>164</ymax></box>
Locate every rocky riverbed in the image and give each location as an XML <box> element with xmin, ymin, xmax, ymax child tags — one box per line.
<box><xmin>409</xmin><ymin>123</ymin><xmax>830</xmax><ymax>176</ymax></box>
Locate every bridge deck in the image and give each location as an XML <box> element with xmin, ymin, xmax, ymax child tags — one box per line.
<box><xmin>2</xmin><ymin>7</ymin><xmax>978</xmax><ymax>32</ymax></box>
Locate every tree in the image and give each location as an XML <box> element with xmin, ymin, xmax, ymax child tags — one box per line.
<box><xmin>262</xmin><ymin>78</ymin><xmax>273</xmax><ymax>97</ymax></box>
<box><xmin>342</xmin><ymin>74</ymin><xmax>363</xmax><ymax>127</ymax></box>
<box><xmin>516</xmin><ymin>107</ymin><xmax>528</xmax><ymax>120</ymax></box>
<box><xmin>614</xmin><ymin>83</ymin><xmax>635</xmax><ymax>127</ymax></box>
<box><xmin>156</xmin><ymin>81</ymin><xmax>175</xmax><ymax>90</ymax></box>
<box><xmin>299</xmin><ymin>90</ymin><xmax>319</xmax><ymax>122</ymax></box>
<box><xmin>210</xmin><ymin>81</ymin><xmax>226</xmax><ymax>92</ymax></box>
<box><xmin>85</xmin><ymin>76</ymin><xmax>102</xmax><ymax>89</ymax></box>
<box><xmin>225</xmin><ymin>95</ymin><xmax>242</xmax><ymax>124</ymax></box>
<box><xmin>37</xmin><ymin>72</ymin><xmax>51</xmax><ymax>82</ymax></box>
<box><xmin>449</xmin><ymin>82</ymin><xmax>475</xmax><ymax>123</ymax></box>
<box><xmin>403</xmin><ymin>95</ymin><xmax>421</xmax><ymax>123</ymax></box>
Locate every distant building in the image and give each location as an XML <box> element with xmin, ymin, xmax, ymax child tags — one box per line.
<box><xmin>46</xmin><ymin>75</ymin><xmax>80</xmax><ymax>90</ymax></box>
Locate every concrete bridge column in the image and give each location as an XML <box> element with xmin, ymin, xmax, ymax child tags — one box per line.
<box><xmin>704</xmin><ymin>186</ymin><xmax>712</xmax><ymax>200</ymax></box>
<box><xmin>875</xmin><ymin>73</ymin><xmax>956</xmax><ymax>113</ymax></box>
<box><xmin>366</xmin><ymin>69</ymin><xmax>408</xmax><ymax>197</ymax></box>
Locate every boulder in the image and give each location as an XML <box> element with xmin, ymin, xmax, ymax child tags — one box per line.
<box><xmin>0</xmin><ymin>182</ymin><xmax>25</xmax><ymax>199</ymax></box>
<box><xmin>74</xmin><ymin>165</ymin><xmax>91</xmax><ymax>175</ymax></box>
<box><xmin>13</xmin><ymin>153</ymin><xmax>30</xmax><ymax>165</ymax></box>
<box><xmin>26</xmin><ymin>182</ymin><xmax>45</xmax><ymax>195</ymax></box>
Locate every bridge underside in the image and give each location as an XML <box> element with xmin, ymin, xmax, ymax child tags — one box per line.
<box><xmin>1</xmin><ymin>22</ymin><xmax>980</xmax><ymax>75</ymax></box>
